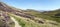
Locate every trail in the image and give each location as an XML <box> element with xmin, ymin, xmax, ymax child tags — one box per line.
<box><xmin>11</xmin><ymin>17</ymin><xmax>21</xmax><ymax>27</ymax></box>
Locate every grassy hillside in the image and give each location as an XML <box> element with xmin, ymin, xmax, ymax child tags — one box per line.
<box><xmin>42</xmin><ymin>9</ymin><xmax>60</xmax><ymax>22</ymax></box>
<box><xmin>0</xmin><ymin>2</ymin><xmax>60</xmax><ymax>27</ymax></box>
<box><xmin>23</xmin><ymin>9</ymin><xmax>60</xmax><ymax>23</ymax></box>
<box><xmin>9</xmin><ymin>13</ymin><xmax>60</xmax><ymax>27</ymax></box>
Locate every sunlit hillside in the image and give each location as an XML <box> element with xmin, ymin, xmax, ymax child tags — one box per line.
<box><xmin>0</xmin><ymin>1</ymin><xmax>60</xmax><ymax>27</ymax></box>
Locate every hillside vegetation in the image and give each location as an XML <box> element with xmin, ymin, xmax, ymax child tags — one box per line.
<box><xmin>8</xmin><ymin>13</ymin><xmax>60</xmax><ymax>27</ymax></box>
<box><xmin>23</xmin><ymin>9</ymin><xmax>60</xmax><ymax>23</ymax></box>
<box><xmin>0</xmin><ymin>2</ymin><xmax>60</xmax><ymax>27</ymax></box>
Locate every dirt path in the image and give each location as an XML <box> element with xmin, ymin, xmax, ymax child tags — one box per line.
<box><xmin>11</xmin><ymin>17</ymin><xmax>21</xmax><ymax>27</ymax></box>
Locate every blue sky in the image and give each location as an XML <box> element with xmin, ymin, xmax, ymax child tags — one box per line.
<box><xmin>1</xmin><ymin>0</ymin><xmax>60</xmax><ymax>11</ymax></box>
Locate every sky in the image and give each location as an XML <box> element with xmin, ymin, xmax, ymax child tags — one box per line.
<box><xmin>1</xmin><ymin>0</ymin><xmax>60</xmax><ymax>11</ymax></box>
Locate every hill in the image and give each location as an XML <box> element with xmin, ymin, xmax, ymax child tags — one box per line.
<box><xmin>0</xmin><ymin>2</ymin><xmax>60</xmax><ymax>27</ymax></box>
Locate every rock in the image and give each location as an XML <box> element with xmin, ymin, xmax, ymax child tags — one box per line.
<box><xmin>35</xmin><ymin>18</ymin><xmax>45</xmax><ymax>24</ymax></box>
<box><xmin>38</xmin><ymin>20</ymin><xmax>44</xmax><ymax>24</ymax></box>
<box><xmin>0</xmin><ymin>12</ymin><xmax>15</xmax><ymax>27</ymax></box>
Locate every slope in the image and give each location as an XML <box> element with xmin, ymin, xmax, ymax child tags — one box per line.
<box><xmin>0</xmin><ymin>2</ymin><xmax>60</xmax><ymax>27</ymax></box>
<box><xmin>9</xmin><ymin>13</ymin><xmax>60</xmax><ymax>27</ymax></box>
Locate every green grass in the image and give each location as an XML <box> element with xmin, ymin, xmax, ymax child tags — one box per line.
<box><xmin>24</xmin><ymin>10</ymin><xmax>60</xmax><ymax>23</ymax></box>
<box><xmin>9</xmin><ymin>14</ymin><xmax>41</xmax><ymax>27</ymax></box>
<box><xmin>9</xmin><ymin>13</ymin><xmax>60</xmax><ymax>27</ymax></box>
